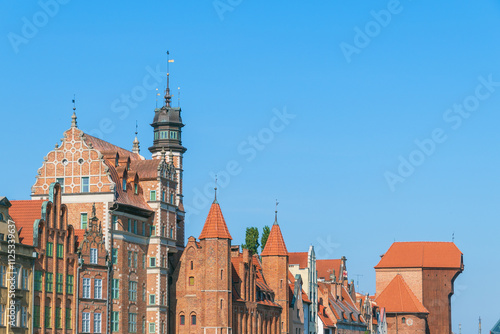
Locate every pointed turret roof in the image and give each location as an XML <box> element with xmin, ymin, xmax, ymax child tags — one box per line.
<box><xmin>198</xmin><ymin>201</ymin><xmax>232</xmax><ymax>240</ymax></box>
<box><xmin>261</xmin><ymin>222</ymin><xmax>288</xmax><ymax>256</ymax></box>
<box><xmin>375</xmin><ymin>274</ymin><xmax>429</xmax><ymax>314</ymax></box>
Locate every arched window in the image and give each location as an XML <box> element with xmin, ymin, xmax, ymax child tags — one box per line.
<box><xmin>402</xmin><ymin>317</ymin><xmax>406</xmax><ymax>324</ymax></box>
<box><xmin>191</xmin><ymin>314</ymin><xmax>196</xmax><ymax>325</ymax></box>
<box><xmin>179</xmin><ymin>314</ymin><xmax>185</xmax><ymax>325</ymax></box>
<box><xmin>115</xmin><ymin>154</ymin><xmax>119</xmax><ymax>167</ymax></box>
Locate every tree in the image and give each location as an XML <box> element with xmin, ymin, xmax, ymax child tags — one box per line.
<box><xmin>261</xmin><ymin>225</ymin><xmax>270</xmax><ymax>252</ymax></box>
<box><xmin>242</xmin><ymin>227</ymin><xmax>259</xmax><ymax>254</ymax></box>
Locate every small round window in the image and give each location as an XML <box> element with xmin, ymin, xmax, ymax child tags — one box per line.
<box><xmin>78</xmin><ymin>158</ymin><xmax>84</xmax><ymax>165</ymax></box>
<box><xmin>62</xmin><ymin>159</ymin><xmax>69</xmax><ymax>166</ymax></box>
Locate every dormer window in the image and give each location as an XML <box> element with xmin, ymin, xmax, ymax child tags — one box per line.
<box><xmin>127</xmin><ymin>158</ymin><xmax>131</xmax><ymax>171</ymax></box>
<box><xmin>115</xmin><ymin>154</ymin><xmax>119</xmax><ymax>167</ymax></box>
<box><xmin>134</xmin><ymin>183</ymin><xmax>138</xmax><ymax>195</ymax></box>
<box><xmin>122</xmin><ymin>178</ymin><xmax>127</xmax><ymax>191</ymax></box>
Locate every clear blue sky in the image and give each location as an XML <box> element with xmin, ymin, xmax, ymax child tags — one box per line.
<box><xmin>1</xmin><ymin>1</ymin><xmax>499</xmax><ymax>332</ymax></box>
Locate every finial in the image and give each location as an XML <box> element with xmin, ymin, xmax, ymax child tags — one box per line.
<box><xmin>452</xmin><ymin>232</ymin><xmax>455</xmax><ymax>243</ymax></box>
<box><xmin>213</xmin><ymin>174</ymin><xmax>218</xmax><ymax>204</ymax></box>
<box><xmin>274</xmin><ymin>199</ymin><xmax>279</xmax><ymax>225</ymax></box>
<box><xmin>161</xmin><ymin>147</ymin><xmax>166</xmax><ymax>160</ymax></box>
<box><xmin>156</xmin><ymin>88</ymin><xmax>159</xmax><ymax>108</ymax></box>
<box><xmin>165</xmin><ymin>50</ymin><xmax>175</xmax><ymax>107</ymax></box>
<box><xmin>71</xmin><ymin>95</ymin><xmax>78</xmax><ymax>128</ymax></box>
<box><xmin>91</xmin><ymin>202</ymin><xmax>96</xmax><ymax>220</ymax></box>
<box><xmin>132</xmin><ymin>121</ymin><xmax>140</xmax><ymax>154</ymax></box>
<box><xmin>169</xmin><ymin>149</ymin><xmax>174</xmax><ymax>164</ymax></box>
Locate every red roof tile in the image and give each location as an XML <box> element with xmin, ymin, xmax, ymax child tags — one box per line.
<box><xmin>317</xmin><ymin>259</ymin><xmax>342</xmax><ymax>281</ymax></box>
<box><xmin>289</xmin><ymin>252</ymin><xmax>308</xmax><ymax>268</ymax></box>
<box><xmin>10</xmin><ymin>200</ymin><xmax>44</xmax><ymax>246</ymax></box>
<box><xmin>261</xmin><ymin>223</ymin><xmax>288</xmax><ymax>256</ymax></box>
<box><xmin>84</xmin><ymin>134</ymin><xmax>143</xmax><ymax>161</ymax></box>
<box><xmin>375</xmin><ymin>242</ymin><xmax>463</xmax><ymax>269</ymax></box>
<box><xmin>198</xmin><ymin>202</ymin><xmax>232</xmax><ymax>240</ymax></box>
<box><xmin>375</xmin><ymin>275</ymin><xmax>429</xmax><ymax>314</ymax></box>
<box><xmin>74</xmin><ymin>228</ymin><xmax>86</xmax><ymax>245</ymax></box>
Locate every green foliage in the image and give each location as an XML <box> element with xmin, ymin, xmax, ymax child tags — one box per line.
<box><xmin>242</xmin><ymin>227</ymin><xmax>259</xmax><ymax>254</ymax></box>
<box><xmin>261</xmin><ymin>225</ymin><xmax>270</xmax><ymax>252</ymax></box>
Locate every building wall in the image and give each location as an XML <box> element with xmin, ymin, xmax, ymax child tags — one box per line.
<box><xmin>422</xmin><ymin>268</ymin><xmax>461</xmax><ymax>334</ymax></box>
<box><xmin>262</xmin><ymin>255</ymin><xmax>289</xmax><ymax>334</ymax></box>
<box><xmin>386</xmin><ymin>314</ymin><xmax>427</xmax><ymax>334</ymax></box>
<box><xmin>375</xmin><ymin>268</ymin><xmax>423</xmax><ymax>302</ymax></box>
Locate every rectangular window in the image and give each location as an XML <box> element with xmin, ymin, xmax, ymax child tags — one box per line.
<box><xmin>21</xmin><ymin>306</ymin><xmax>27</xmax><ymax>327</ymax></box>
<box><xmin>189</xmin><ymin>277</ymin><xmax>195</xmax><ymax>286</ymax></box>
<box><xmin>112</xmin><ymin>311</ymin><xmax>119</xmax><ymax>332</ymax></box>
<box><xmin>142</xmin><ymin>222</ymin><xmax>145</xmax><ymax>236</ymax></box>
<box><xmin>128</xmin><ymin>219</ymin><xmax>132</xmax><ymax>232</ymax></box>
<box><xmin>67</xmin><ymin>275</ymin><xmax>74</xmax><ymax>294</ymax></box>
<box><xmin>81</xmin><ymin>213</ymin><xmax>88</xmax><ymax>229</ymax></box>
<box><xmin>56</xmin><ymin>177</ymin><xmax>64</xmax><ymax>192</ymax></box>
<box><xmin>112</xmin><ymin>215</ymin><xmax>118</xmax><ymax>230</ymax></box>
<box><xmin>82</xmin><ymin>312</ymin><xmax>90</xmax><ymax>332</ymax></box>
<box><xmin>46</xmin><ymin>272</ymin><xmax>53</xmax><ymax>292</ymax></box>
<box><xmin>47</xmin><ymin>242</ymin><xmax>53</xmax><ymax>257</ymax></box>
<box><xmin>94</xmin><ymin>279</ymin><xmax>102</xmax><ymax>299</ymax></box>
<box><xmin>143</xmin><ymin>254</ymin><xmax>146</xmax><ymax>269</ymax></box>
<box><xmin>142</xmin><ymin>284</ymin><xmax>146</xmax><ymax>301</ymax></box>
<box><xmin>149</xmin><ymin>323</ymin><xmax>156</xmax><ymax>333</ymax></box>
<box><xmin>150</xmin><ymin>190</ymin><xmax>156</xmax><ymax>201</ymax></box>
<box><xmin>129</xmin><ymin>281</ymin><xmax>137</xmax><ymax>301</ymax></box>
<box><xmin>112</xmin><ymin>248</ymin><xmax>117</xmax><ymax>264</ymax></box>
<box><xmin>112</xmin><ymin>279</ymin><xmax>119</xmax><ymax>299</ymax></box>
<box><xmin>82</xmin><ymin>278</ymin><xmax>91</xmax><ymax>298</ymax></box>
<box><xmin>90</xmin><ymin>248</ymin><xmax>98</xmax><ymax>264</ymax></box>
<box><xmin>150</xmin><ymin>225</ymin><xmax>156</xmax><ymax>236</ymax></box>
<box><xmin>55</xmin><ymin>307</ymin><xmax>62</xmax><ymax>329</ymax></box>
<box><xmin>94</xmin><ymin>313</ymin><xmax>102</xmax><ymax>333</ymax></box>
<box><xmin>56</xmin><ymin>273</ymin><xmax>63</xmax><ymax>293</ymax></box>
<box><xmin>128</xmin><ymin>313</ymin><xmax>137</xmax><ymax>333</ymax></box>
<box><xmin>0</xmin><ymin>266</ymin><xmax>5</xmax><ymax>287</ymax></box>
<box><xmin>66</xmin><ymin>308</ymin><xmax>72</xmax><ymax>329</ymax></box>
<box><xmin>33</xmin><ymin>305</ymin><xmax>40</xmax><ymax>327</ymax></box>
<box><xmin>170</xmin><ymin>193</ymin><xmax>174</xmax><ymax>204</ymax></box>
<box><xmin>57</xmin><ymin>243</ymin><xmax>64</xmax><ymax>258</ymax></box>
<box><xmin>81</xmin><ymin>176</ymin><xmax>89</xmax><ymax>192</ymax></box>
<box><xmin>191</xmin><ymin>315</ymin><xmax>197</xmax><ymax>325</ymax></box>
<box><xmin>149</xmin><ymin>294</ymin><xmax>155</xmax><ymax>305</ymax></box>
<box><xmin>162</xmin><ymin>191</ymin><xmax>165</xmax><ymax>202</ymax></box>
<box><xmin>180</xmin><ymin>315</ymin><xmax>185</xmax><ymax>325</ymax></box>
<box><xmin>128</xmin><ymin>251</ymin><xmax>132</xmax><ymax>267</ymax></box>
<box><xmin>34</xmin><ymin>270</ymin><xmax>42</xmax><ymax>291</ymax></box>
<box><xmin>45</xmin><ymin>306</ymin><xmax>52</xmax><ymax>328</ymax></box>
<box><xmin>22</xmin><ymin>268</ymin><xmax>29</xmax><ymax>290</ymax></box>
<box><xmin>134</xmin><ymin>252</ymin><xmax>138</xmax><ymax>268</ymax></box>
<box><xmin>133</xmin><ymin>220</ymin><xmax>137</xmax><ymax>234</ymax></box>
<box><xmin>170</xmin><ymin>131</ymin><xmax>178</xmax><ymax>139</ymax></box>
<box><xmin>150</xmin><ymin>257</ymin><xmax>156</xmax><ymax>267</ymax></box>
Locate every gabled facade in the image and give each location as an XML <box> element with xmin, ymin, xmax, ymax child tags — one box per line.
<box><xmin>0</xmin><ymin>197</ymin><xmax>35</xmax><ymax>334</ymax></box>
<box><xmin>77</xmin><ymin>204</ymin><xmax>109</xmax><ymax>334</ymax></box>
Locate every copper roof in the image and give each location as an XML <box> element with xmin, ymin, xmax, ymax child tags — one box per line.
<box><xmin>375</xmin><ymin>275</ymin><xmax>429</xmax><ymax>314</ymax></box>
<box><xmin>10</xmin><ymin>200</ymin><xmax>44</xmax><ymax>246</ymax></box>
<box><xmin>261</xmin><ymin>223</ymin><xmax>288</xmax><ymax>256</ymax></box>
<box><xmin>375</xmin><ymin>242</ymin><xmax>463</xmax><ymax>269</ymax></box>
<box><xmin>198</xmin><ymin>202</ymin><xmax>232</xmax><ymax>240</ymax></box>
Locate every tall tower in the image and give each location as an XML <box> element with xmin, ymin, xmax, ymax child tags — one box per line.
<box><xmin>149</xmin><ymin>53</ymin><xmax>187</xmax><ymax>203</ymax></box>
<box><xmin>261</xmin><ymin>211</ymin><xmax>289</xmax><ymax>334</ymax></box>
<box><xmin>198</xmin><ymin>197</ymin><xmax>233</xmax><ymax>334</ymax></box>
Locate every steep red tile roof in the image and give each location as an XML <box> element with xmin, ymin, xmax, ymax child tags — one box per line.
<box><xmin>261</xmin><ymin>223</ymin><xmax>288</xmax><ymax>256</ymax></box>
<box><xmin>84</xmin><ymin>134</ymin><xmax>143</xmax><ymax>161</ymax></box>
<box><xmin>302</xmin><ymin>289</ymin><xmax>311</xmax><ymax>304</ymax></box>
<box><xmin>10</xmin><ymin>200</ymin><xmax>44</xmax><ymax>246</ymax></box>
<box><xmin>198</xmin><ymin>201</ymin><xmax>232</xmax><ymax>240</ymax></box>
<box><xmin>74</xmin><ymin>228</ymin><xmax>86</xmax><ymax>245</ymax></box>
<box><xmin>317</xmin><ymin>259</ymin><xmax>342</xmax><ymax>281</ymax></box>
<box><xmin>375</xmin><ymin>275</ymin><xmax>429</xmax><ymax>314</ymax></box>
<box><xmin>289</xmin><ymin>252</ymin><xmax>308</xmax><ymax>268</ymax></box>
<box><xmin>375</xmin><ymin>242</ymin><xmax>463</xmax><ymax>269</ymax></box>
<box><xmin>130</xmin><ymin>159</ymin><xmax>162</xmax><ymax>180</ymax></box>
<box><xmin>318</xmin><ymin>304</ymin><xmax>335</xmax><ymax>327</ymax></box>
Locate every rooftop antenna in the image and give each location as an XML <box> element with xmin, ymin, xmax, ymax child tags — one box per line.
<box><xmin>135</xmin><ymin>121</ymin><xmax>138</xmax><ymax>136</ymax></box>
<box><xmin>478</xmin><ymin>317</ymin><xmax>481</xmax><ymax>334</ymax></box>
<box><xmin>355</xmin><ymin>274</ymin><xmax>363</xmax><ymax>291</ymax></box>
<box><xmin>459</xmin><ymin>323</ymin><xmax>462</xmax><ymax>334</ymax></box>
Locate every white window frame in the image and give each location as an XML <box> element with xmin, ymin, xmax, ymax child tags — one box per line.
<box><xmin>94</xmin><ymin>312</ymin><xmax>102</xmax><ymax>333</ymax></box>
<box><xmin>82</xmin><ymin>312</ymin><xmax>90</xmax><ymax>332</ymax></box>
<box><xmin>94</xmin><ymin>279</ymin><xmax>102</xmax><ymax>299</ymax></box>
<box><xmin>90</xmin><ymin>248</ymin><xmax>98</xmax><ymax>264</ymax></box>
<box><xmin>82</xmin><ymin>278</ymin><xmax>91</xmax><ymax>298</ymax></box>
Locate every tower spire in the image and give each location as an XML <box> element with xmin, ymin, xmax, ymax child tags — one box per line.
<box><xmin>71</xmin><ymin>94</ymin><xmax>77</xmax><ymax>128</ymax></box>
<box><xmin>164</xmin><ymin>50</ymin><xmax>174</xmax><ymax>107</ymax></box>
<box><xmin>274</xmin><ymin>199</ymin><xmax>279</xmax><ymax>225</ymax></box>
<box><xmin>214</xmin><ymin>175</ymin><xmax>218</xmax><ymax>204</ymax></box>
<box><xmin>132</xmin><ymin>121</ymin><xmax>140</xmax><ymax>154</ymax></box>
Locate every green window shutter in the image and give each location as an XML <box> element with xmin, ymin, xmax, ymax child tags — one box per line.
<box><xmin>66</xmin><ymin>308</ymin><xmax>72</xmax><ymax>329</ymax></box>
<box><xmin>46</xmin><ymin>273</ymin><xmax>53</xmax><ymax>292</ymax></box>
<box><xmin>56</xmin><ymin>273</ymin><xmax>63</xmax><ymax>293</ymax></box>
<box><xmin>34</xmin><ymin>305</ymin><xmax>40</xmax><ymax>327</ymax></box>
<box><xmin>67</xmin><ymin>275</ymin><xmax>74</xmax><ymax>294</ymax></box>
<box><xmin>45</xmin><ymin>306</ymin><xmax>51</xmax><ymax>328</ymax></box>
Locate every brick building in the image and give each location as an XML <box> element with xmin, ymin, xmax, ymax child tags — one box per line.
<box><xmin>374</xmin><ymin>242</ymin><xmax>464</xmax><ymax>334</ymax></box>
<box><xmin>0</xmin><ymin>197</ymin><xmax>36</xmax><ymax>334</ymax></box>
